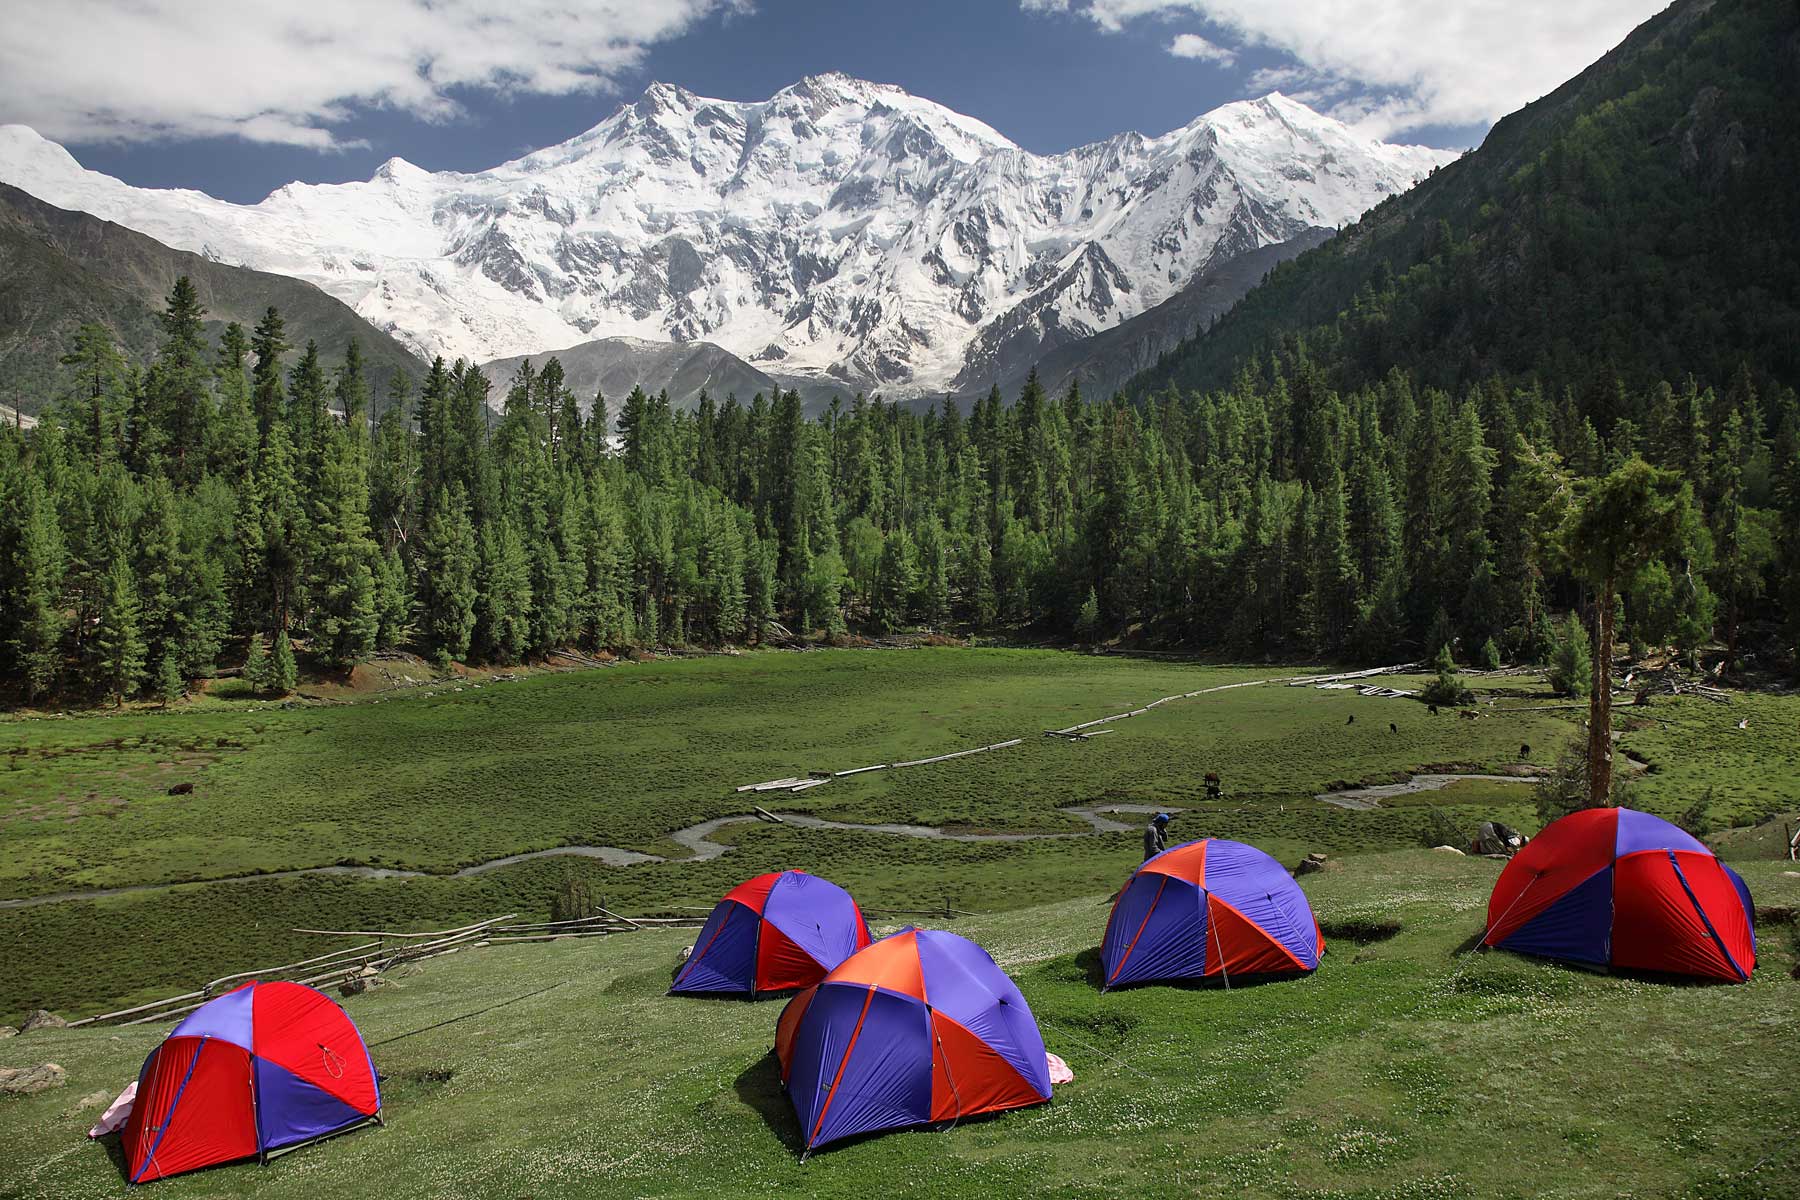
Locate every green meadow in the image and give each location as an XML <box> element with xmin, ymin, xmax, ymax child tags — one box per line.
<box><xmin>2</xmin><ymin>648</ymin><xmax>1798</xmax><ymax>1198</ymax></box>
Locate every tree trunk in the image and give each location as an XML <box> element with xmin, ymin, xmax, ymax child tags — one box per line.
<box><xmin>1587</xmin><ymin>579</ymin><xmax>1615</xmax><ymax>807</ymax></box>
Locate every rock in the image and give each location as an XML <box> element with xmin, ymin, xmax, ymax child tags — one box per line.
<box><xmin>1294</xmin><ymin>857</ymin><xmax>1327</xmax><ymax>876</ymax></box>
<box><xmin>1754</xmin><ymin>905</ymin><xmax>1795</xmax><ymax>926</ymax></box>
<box><xmin>0</xmin><ymin>1063</ymin><xmax>67</xmax><ymax>1095</ymax></box>
<box><xmin>1306</xmin><ymin>852</ymin><xmax>1328</xmax><ymax>863</ymax></box>
<box><xmin>71</xmin><ymin>1089</ymin><xmax>112</xmax><ymax>1112</ymax></box>
<box><xmin>0</xmin><ymin>1026</ymin><xmax>16</xmax><ymax>1039</ymax></box>
<box><xmin>1431</xmin><ymin>845</ymin><xmax>1466</xmax><ymax>855</ymax></box>
<box><xmin>19</xmin><ymin>1009</ymin><xmax>66</xmax><ymax>1033</ymax></box>
<box><xmin>339</xmin><ymin>973</ymin><xmax>392</xmax><ymax>997</ymax></box>
<box><xmin>167</xmin><ymin>782</ymin><xmax>194</xmax><ymax>796</ymax></box>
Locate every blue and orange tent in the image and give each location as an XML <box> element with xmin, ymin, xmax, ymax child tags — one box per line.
<box><xmin>671</xmin><ymin>869</ymin><xmax>872</xmax><ymax>996</ymax></box>
<box><xmin>1483</xmin><ymin>806</ymin><xmax>1755</xmax><ymax>980</ymax></box>
<box><xmin>122</xmin><ymin>981</ymin><xmax>380</xmax><ymax>1184</ymax></box>
<box><xmin>1100</xmin><ymin>838</ymin><xmax>1323</xmax><ymax>989</ymax></box>
<box><xmin>775</xmin><ymin>928</ymin><xmax>1051</xmax><ymax>1155</ymax></box>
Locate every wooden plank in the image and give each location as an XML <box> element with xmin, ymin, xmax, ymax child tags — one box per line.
<box><xmin>833</xmin><ymin>763</ymin><xmax>889</xmax><ymax>777</ymax></box>
<box><xmin>294</xmin><ymin>914</ymin><xmax>516</xmax><ymax>939</ymax></box>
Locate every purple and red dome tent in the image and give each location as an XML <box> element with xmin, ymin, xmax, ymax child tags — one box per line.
<box><xmin>122</xmin><ymin>980</ymin><xmax>380</xmax><ymax>1184</ymax></box>
<box><xmin>671</xmin><ymin>869</ymin><xmax>872</xmax><ymax>997</ymax></box>
<box><xmin>775</xmin><ymin>927</ymin><xmax>1051</xmax><ymax>1155</ymax></box>
<box><xmin>1101</xmin><ymin>838</ymin><xmax>1324</xmax><ymax>989</ymax></box>
<box><xmin>1483</xmin><ymin>806</ymin><xmax>1755</xmax><ymax>981</ymax></box>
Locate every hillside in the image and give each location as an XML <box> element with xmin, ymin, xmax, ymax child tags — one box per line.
<box><xmin>2</xmin><ymin>853</ymin><xmax>1794</xmax><ymax>1199</ymax></box>
<box><xmin>0</xmin><ymin>183</ymin><xmax>423</xmax><ymax>414</ymax></box>
<box><xmin>1128</xmin><ymin>0</ymin><xmax>1800</xmax><ymax>404</ymax></box>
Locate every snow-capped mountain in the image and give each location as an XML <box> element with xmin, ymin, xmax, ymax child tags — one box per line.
<box><xmin>0</xmin><ymin>75</ymin><xmax>1454</xmax><ymax>395</ymax></box>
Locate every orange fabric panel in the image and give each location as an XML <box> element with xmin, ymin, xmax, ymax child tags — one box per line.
<box><xmin>1138</xmin><ymin>840</ymin><xmax>1207</xmax><ymax>885</ymax></box>
<box><xmin>822</xmin><ymin>929</ymin><xmax>924</xmax><ymax>998</ymax></box>
<box><xmin>928</xmin><ymin>1013</ymin><xmax>1044</xmax><ymax>1122</ymax></box>
<box><xmin>775</xmin><ymin>986</ymin><xmax>817</xmax><ymax>1080</ymax></box>
<box><xmin>127</xmin><ymin>1038</ymin><xmax>258</xmax><ymax>1183</ymax></box>
<box><xmin>757</xmin><ymin>920</ymin><xmax>827</xmax><ymax>992</ymax></box>
<box><xmin>1204</xmin><ymin>895</ymin><xmax>1306</xmax><ymax>977</ymax></box>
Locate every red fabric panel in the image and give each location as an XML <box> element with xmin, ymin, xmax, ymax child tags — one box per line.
<box><xmin>850</xmin><ymin>902</ymin><xmax>873</xmax><ymax>949</ymax></box>
<box><xmin>823</xmin><ymin>929</ymin><xmax>924</xmax><ymax>998</ymax></box>
<box><xmin>126</xmin><ymin>1037</ymin><xmax>258</xmax><ymax>1183</ymax></box>
<box><xmin>1485</xmin><ymin>808</ymin><xmax>1618</xmax><ymax>946</ymax></box>
<box><xmin>722</xmin><ymin>871</ymin><xmax>784</xmax><ymax>914</ymax></box>
<box><xmin>1680</xmin><ymin>854</ymin><xmax>1756</xmax><ymax>977</ymax></box>
<box><xmin>928</xmin><ymin>1012</ymin><xmax>1044</xmax><ymax>1122</ymax></box>
<box><xmin>1612</xmin><ymin>851</ymin><xmax>1748</xmax><ymax>980</ymax></box>
<box><xmin>1138</xmin><ymin>840</ymin><xmax>1207</xmax><ymax>884</ymax></box>
<box><xmin>1204</xmin><ymin>895</ymin><xmax>1307</xmax><ymax>977</ymax></box>
<box><xmin>756</xmin><ymin>920</ymin><xmax>828</xmax><ymax>992</ymax></box>
<box><xmin>775</xmin><ymin>986</ymin><xmax>817</xmax><ymax>1080</ymax></box>
<box><xmin>251</xmin><ymin>983</ymin><xmax>379</xmax><ymax>1114</ymax></box>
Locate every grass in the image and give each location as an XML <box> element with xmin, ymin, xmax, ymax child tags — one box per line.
<box><xmin>1</xmin><ymin>650</ymin><xmax>1591</xmax><ymax>1017</ymax></box>
<box><xmin>2</xmin><ymin>852</ymin><xmax>1796</xmax><ymax>1199</ymax></box>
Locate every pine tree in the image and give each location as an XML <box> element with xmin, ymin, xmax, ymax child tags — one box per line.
<box><xmin>153</xmin><ymin>653</ymin><xmax>185</xmax><ymax>707</ymax></box>
<box><xmin>418</xmin><ymin>486</ymin><xmax>479</xmax><ymax>664</ymax></box>
<box><xmin>270</xmin><ymin>628</ymin><xmax>298</xmax><ymax>694</ymax></box>
<box><xmin>94</xmin><ymin>555</ymin><xmax>146</xmax><ymax>705</ymax></box>
<box><xmin>308</xmin><ymin>432</ymin><xmax>379</xmax><ymax>668</ymax></box>
<box><xmin>1548</xmin><ymin>611</ymin><xmax>1592</xmax><ymax>698</ymax></box>
<box><xmin>243</xmin><ymin>633</ymin><xmax>270</xmax><ymax>694</ymax></box>
<box><xmin>9</xmin><ymin>475</ymin><xmax>68</xmax><ymax>701</ymax></box>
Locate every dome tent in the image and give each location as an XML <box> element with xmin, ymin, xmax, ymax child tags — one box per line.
<box><xmin>1483</xmin><ymin>806</ymin><xmax>1755</xmax><ymax>981</ymax></box>
<box><xmin>671</xmin><ymin>869</ymin><xmax>872</xmax><ymax>997</ymax></box>
<box><xmin>1100</xmin><ymin>838</ymin><xmax>1324</xmax><ymax>989</ymax></box>
<box><xmin>122</xmin><ymin>980</ymin><xmax>380</xmax><ymax>1184</ymax></box>
<box><xmin>775</xmin><ymin>928</ymin><xmax>1051</xmax><ymax>1155</ymax></box>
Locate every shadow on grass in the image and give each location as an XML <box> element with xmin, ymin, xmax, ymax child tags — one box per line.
<box><xmin>1465</xmin><ymin>941</ymin><xmax>1751</xmax><ymax>986</ymax></box>
<box><xmin>734</xmin><ymin>1051</ymin><xmax>804</xmax><ymax>1154</ymax></box>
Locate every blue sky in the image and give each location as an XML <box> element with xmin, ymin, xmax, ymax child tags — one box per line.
<box><xmin>2</xmin><ymin>0</ymin><xmax>1665</xmax><ymax>204</ymax></box>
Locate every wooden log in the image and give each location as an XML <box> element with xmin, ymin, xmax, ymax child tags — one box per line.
<box><xmin>833</xmin><ymin>763</ymin><xmax>889</xmax><ymax>777</ymax></box>
<box><xmin>753</xmin><ymin>806</ymin><xmax>787</xmax><ymax>822</ymax></box>
<box><xmin>294</xmin><ymin>914</ymin><xmax>516</xmax><ymax>940</ymax></box>
<box><xmin>786</xmin><ymin>778</ymin><xmax>831</xmax><ymax>792</ymax></box>
<box><xmin>205</xmin><ymin>941</ymin><xmax>383</xmax><ymax>994</ymax></box>
<box><xmin>68</xmin><ymin>989</ymin><xmax>208</xmax><ymax>1028</ymax></box>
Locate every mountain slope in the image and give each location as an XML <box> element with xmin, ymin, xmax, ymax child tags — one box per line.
<box><xmin>982</xmin><ymin>226</ymin><xmax>1333</xmax><ymax>401</ymax></box>
<box><xmin>0</xmin><ymin>183</ymin><xmax>423</xmax><ymax>413</ymax></box>
<box><xmin>481</xmin><ymin>336</ymin><xmax>787</xmax><ymax>418</ymax></box>
<box><xmin>0</xmin><ymin>78</ymin><xmax>1450</xmax><ymax>396</ymax></box>
<box><xmin>1127</xmin><ymin>0</ymin><xmax>1800</xmax><ymax>402</ymax></box>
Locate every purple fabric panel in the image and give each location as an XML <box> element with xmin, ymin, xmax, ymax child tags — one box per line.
<box><xmin>1614</xmin><ymin>808</ymin><xmax>1706</xmax><ymax>856</ymax></box>
<box><xmin>253</xmin><ymin>1057</ymin><xmax>367</xmax><ymax>1152</ymax></box>
<box><xmin>762</xmin><ymin>873</ymin><xmax>864</xmax><ymax>974</ymax></box>
<box><xmin>670</xmin><ymin>900</ymin><xmax>758</xmax><ymax>993</ymax></box>
<box><xmin>170</xmin><ymin>984</ymin><xmax>257</xmax><ymax>1050</ymax></box>
<box><xmin>1202</xmin><ymin>841</ymin><xmax>1319</xmax><ymax>969</ymax></box>
<box><xmin>785</xmin><ymin>982</ymin><xmax>930</xmax><ymax>1149</ymax></box>
<box><xmin>912</xmin><ymin>931</ymin><xmax>1049</xmax><ymax>1096</ymax></box>
<box><xmin>1104</xmin><ymin>875</ymin><xmax>1210</xmax><ymax>987</ymax></box>
<box><xmin>1499</xmin><ymin>865</ymin><xmax>1614</xmax><ymax>965</ymax></box>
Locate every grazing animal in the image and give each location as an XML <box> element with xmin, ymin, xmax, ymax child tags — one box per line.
<box><xmin>1736</xmin><ymin>718</ymin><xmax>1750</xmax><ymax>730</ymax></box>
<box><xmin>167</xmin><ymin>782</ymin><xmax>194</xmax><ymax>796</ymax></box>
<box><xmin>1458</xmin><ymin>709</ymin><xmax>1479</xmax><ymax>720</ymax></box>
<box><xmin>1390</xmin><ymin>722</ymin><xmax>1398</xmax><ymax>734</ymax></box>
<box><xmin>1520</xmin><ymin>743</ymin><xmax>1531</xmax><ymax>758</ymax></box>
<box><xmin>1347</xmin><ymin>714</ymin><xmax>1355</xmax><ymax>725</ymax></box>
<box><xmin>1428</xmin><ymin>704</ymin><xmax>1439</xmax><ymax>715</ymax></box>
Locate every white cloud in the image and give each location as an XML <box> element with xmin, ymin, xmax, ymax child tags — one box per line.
<box><xmin>1025</xmin><ymin>1</ymin><xmax>1667</xmax><ymax>137</ymax></box>
<box><xmin>0</xmin><ymin>0</ymin><xmax>745</xmax><ymax>148</ymax></box>
<box><xmin>1167</xmin><ymin>34</ymin><xmax>1235</xmax><ymax>65</ymax></box>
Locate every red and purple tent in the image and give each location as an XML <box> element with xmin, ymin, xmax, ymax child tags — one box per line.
<box><xmin>122</xmin><ymin>980</ymin><xmax>380</xmax><ymax>1184</ymax></box>
<box><xmin>1101</xmin><ymin>838</ymin><xmax>1324</xmax><ymax>989</ymax></box>
<box><xmin>1483</xmin><ymin>806</ymin><xmax>1755</xmax><ymax>981</ymax></box>
<box><xmin>671</xmin><ymin>870</ymin><xmax>872</xmax><ymax>997</ymax></box>
<box><xmin>775</xmin><ymin>928</ymin><xmax>1051</xmax><ymax>1155</ymax></box>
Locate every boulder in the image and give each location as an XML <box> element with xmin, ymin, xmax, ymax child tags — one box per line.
<box><xmin>338</xmin><ymin>972</ymin><xmax>393</xmax><ymax>997</ymax></box>
<box><xmin>0</xmin><ymin>1026</ymin><xmax>16</xmax><ymax>1039</ymax></box>
<box><xmin>18</xmin><ymin>1009</ymin><xmax>66</xmax><ymax>1033</ymax></box>
<box><xmin>0</xmin><ymin>1063</ymin><xmax>67</xmax><ymax>1096</ymax></box>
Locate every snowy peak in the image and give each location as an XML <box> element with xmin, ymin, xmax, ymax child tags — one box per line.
<box><xmin>0</xmin><ymin>81</ymin><xmax>1456</xmax><ymax>394</ymax></box>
